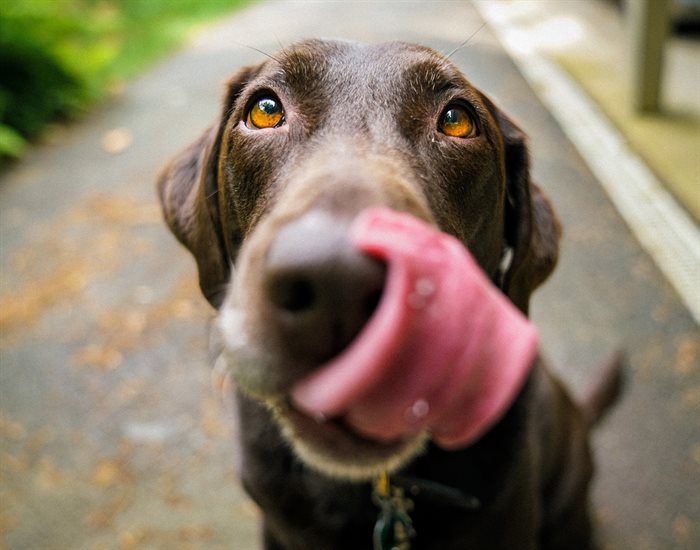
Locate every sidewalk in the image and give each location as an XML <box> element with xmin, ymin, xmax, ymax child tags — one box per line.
<box><xmin>477</xmin><ymin>0</ymin><xmax>700</xmax><ymax>222</ymax></box>
<box><xmin>1</xmin><ymin>1</ymin><xmax>698</xmax><ymax>549</ymax></box>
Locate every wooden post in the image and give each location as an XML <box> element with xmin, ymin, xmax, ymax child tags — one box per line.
<box><xmin>628</xmin><ymin>0</ymin><xmax>671</xmax><ymax>113</ymax></box>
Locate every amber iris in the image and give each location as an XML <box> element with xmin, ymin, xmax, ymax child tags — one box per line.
<box><xmin>439</xmin><ymin>106</ymin><xmax>475</xmax><ymax>138</ymax></box>
<box><xmin>247</xmin><ymin>97</ymin><xmax>284</xmax><ymax>129</ymax></box>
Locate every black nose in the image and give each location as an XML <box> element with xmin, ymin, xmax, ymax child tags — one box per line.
<box><xmin>263</xmin><ymin>211</ymin><xmax>387</xmax><ymax>364</ymax></box>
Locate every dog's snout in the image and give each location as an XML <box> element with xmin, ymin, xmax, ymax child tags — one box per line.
<box><xmin>263</xmin><ymin>211</ymin><xmax>386</xmax><ymax>364</ymax></box>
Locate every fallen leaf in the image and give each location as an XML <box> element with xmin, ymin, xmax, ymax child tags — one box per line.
<box><xmin>74</xmin><ymin>345</ymin><xmax>123</xmax><ymax>371</ymax></box>
<box><xmin>35</xmin><ymin>457</ymin><xmax>64</xmax><ymax>490</ymax></box>
<box><xmin>101</xmin><ymin>127</ymin><xmax>133</xmax><ymax>154</ymax></box>
<box><xmin>0</xmin><ymin>416</ymin><xmax>26</xmax><ymax>440</ymax></box>
<box><xmin>672</xmin><ymin>514</ymin><xmax>694</xmax><ymax>545</ymax></box>
<box><xmin>91</xmin><ymin>459</ymin><xmax>123</xmax><ymax>488</ymax></box>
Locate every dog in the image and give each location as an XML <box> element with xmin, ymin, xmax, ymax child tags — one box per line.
<box><xmin>157</xmin><ymin>39</ymin><xmax>621</xmax><ymax>549</ymax></box>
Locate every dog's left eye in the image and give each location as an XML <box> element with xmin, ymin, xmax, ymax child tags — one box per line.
<box><xmin>247</xmin><ymin>97</ymin><xmax>285</xmax><ymax>129</ymax></box>
<box><xmin>438</xmin><ymin>105</ymin><xmax>477</xmax><ymax>138</ymax></box>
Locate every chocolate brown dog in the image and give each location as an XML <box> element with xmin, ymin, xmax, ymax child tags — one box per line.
<box><xmin>157</xmin><ymin>40</ymin><xmax>620</xmax><ymax>549</ymax></box>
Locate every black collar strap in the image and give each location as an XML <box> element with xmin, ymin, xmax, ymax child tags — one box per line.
<box><xmin>391</xmin><ymin>474</ymin><xmax>481</xmax><ymax>512</ymax></box>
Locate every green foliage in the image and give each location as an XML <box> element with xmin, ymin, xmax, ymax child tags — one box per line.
<box><xmin>0</xmin><ymin>0</ymin><xmax>246</xmax><ymax>159</ymax></box>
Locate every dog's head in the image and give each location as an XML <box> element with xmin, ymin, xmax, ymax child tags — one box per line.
<box><xmin>158</xmin><ymin>40</ymin><xmax>560</xmax><ymax>479</ymax></box>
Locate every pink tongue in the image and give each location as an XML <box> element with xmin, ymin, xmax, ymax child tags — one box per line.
<box><xmin>291</xmin><ymin>208</ymin><xmax>538</xmax><ymax>449</ymax></box>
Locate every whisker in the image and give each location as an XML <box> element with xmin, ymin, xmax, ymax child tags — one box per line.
<box><xmin>233</xmin><ymin>40</ymin><xmax>281</xmax><ymax>63</ymax></box>
<box><xmin>273</xmin><ymin>33</ymin><xmax>286</xmax><ymax>53</ymax></box>
<box><xmin>445</xmin><ymin>22</ymin><xmax>487</xmax><ymax>59</ymax></box>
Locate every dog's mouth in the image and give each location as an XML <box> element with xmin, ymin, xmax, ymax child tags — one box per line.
<box><xmin>218</xmin><ymin>207</ymin><xmax>536</xmax><ymax>480</ymax></box>
<box><xmin>216</xmin><ymin>206</ymin><xmax>445</xmax><ymax>477</ymax></box>
<box><xmin>211</xmin><ymin>347</ymin><xmax>427</xmax><ymax>480</ymax></box>
<box><xmin>266</xmin><ymin>397</ymin><xmax>429</xmax><ymax>480</ymax></box>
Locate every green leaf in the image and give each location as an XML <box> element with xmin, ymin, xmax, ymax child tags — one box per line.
<box><xmin>0</xmin><ymin>124</ymin><xmax>28</xmax><ymax>158</ymax></box>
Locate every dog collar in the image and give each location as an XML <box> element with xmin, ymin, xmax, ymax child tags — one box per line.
<box><xmin>372</xmin><ymin>471</ymin><xmax>481</xmax><ymax>549</ymax></box>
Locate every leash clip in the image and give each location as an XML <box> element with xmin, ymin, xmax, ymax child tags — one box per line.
<box><xmin>372</xmin><ymin>472</ymin><xmax>415</xmax><ymax>550</ymax></box>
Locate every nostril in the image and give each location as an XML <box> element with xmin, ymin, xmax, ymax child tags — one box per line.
<box><xmin>364</xmin><ymin>288</ymin><xmax>383</xmax><ymax>320</ymax></box>
<box><xmin>262</xmin><ymin>211</ymin><xmax>387</xmax><ymax>364</ymax></box>
<box><xmin>267</xmin><ymin>274</ymin><xmax>316</xmax><ymax>314</ymax></box>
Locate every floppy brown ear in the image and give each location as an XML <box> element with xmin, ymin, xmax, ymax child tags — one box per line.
<box><xmin>495</xmin><ymin>108</ymin><xmax>561</xmax><ymax>315</ymax></box>
<box><xmin>156</xmin><ymin>65</ymin><xmax>260</xmax><ymax>308</ymax></box>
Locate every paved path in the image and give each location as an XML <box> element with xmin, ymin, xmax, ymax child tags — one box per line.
<box><xmin>1</xmin><ymin>1</ymin><xmax>698</xmax><ymax>549</ymax></box>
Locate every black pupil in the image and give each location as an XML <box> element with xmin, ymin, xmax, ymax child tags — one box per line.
<box><xmin>259</xmin><ymin>98</ymin><xmax>279</xmax><ymax>114</ymax></box>
<box><xmin>444</xmin><ymin>108</ymin><xmax>462</xmax><ymax>125</ymax></box>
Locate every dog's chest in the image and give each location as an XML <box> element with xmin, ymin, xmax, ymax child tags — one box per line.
<box><xmin>237</xmin><ymin>397</ymin><xmax>538</xmax><ymax>550</ymax></box>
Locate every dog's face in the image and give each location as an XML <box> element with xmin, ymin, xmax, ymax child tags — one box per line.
<box><xmin>158</xmin><ymin>40</ymin><xmax>559</xmax><ymax>479</ymax></box>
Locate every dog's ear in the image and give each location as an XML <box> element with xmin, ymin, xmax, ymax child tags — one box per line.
<box><xmin>493</xmin><ymin>107</ymin><xmax>561</xmax><ymax>315</ymax></box>
<box><xmin>157</xmin><ymin>65</ymin><xmax>260</xmax><ymax>308</ymax></box>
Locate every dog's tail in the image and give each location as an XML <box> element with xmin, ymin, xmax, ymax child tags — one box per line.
<box><xmin>577</xmin><ymin>351</ymin><xmax>625</xmax><ymax>427</ymax></box>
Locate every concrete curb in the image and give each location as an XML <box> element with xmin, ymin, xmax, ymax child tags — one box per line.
<box><xmin>476</xmin><ymin>0</ymin><xmax>700</xmax><ymax>325</ymax></box>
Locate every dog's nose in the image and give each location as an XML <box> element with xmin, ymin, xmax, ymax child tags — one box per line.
<box><xmin>263</xmin><ymin>211</ymin><xmax>387</xmax><ymax>364</ymax></box>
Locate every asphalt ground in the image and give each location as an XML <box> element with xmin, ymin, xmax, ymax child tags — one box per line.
<box><xmin>1</xmin><ymin>1</ymin><xmax>698</xmax><ymax>549</ymax></box>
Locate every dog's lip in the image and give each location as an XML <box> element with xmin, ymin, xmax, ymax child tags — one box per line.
<box><xmin>269</xmin><ymin>395</ymin><xmax>430</xmax><ymax>481</ymax></box>
<box><xmin>280</xmin><ymin>397</ymin><xmax>408</xmax><ymax>448</ymax></box>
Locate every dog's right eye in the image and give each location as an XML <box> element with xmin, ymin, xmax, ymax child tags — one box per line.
<box><xmin>247</xmin><ymin>97</ymin><xmax>285</xmax><ymax>129</ymax></box>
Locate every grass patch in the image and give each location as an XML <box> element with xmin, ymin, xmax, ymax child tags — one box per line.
<box><xmin>0</xmin><ymin>0</ymin><xmax>249</xmax><ymax>160</ymax></box>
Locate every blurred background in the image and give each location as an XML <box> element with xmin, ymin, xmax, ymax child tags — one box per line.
<box><xmin>0</xmin><ymin>0</ymin><xmax>250</xmax><ymax>161</ymax></box>
<box><xmin>1</xmin><ymin>1</ymin><xmax>698</xmax><ymax>549</ymax></box>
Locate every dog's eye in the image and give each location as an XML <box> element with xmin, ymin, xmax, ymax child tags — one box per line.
<box><xmin>439</xmin><ymin>106</ymin><xmax>476</xmax><ymax>138</ymax></box>
<box><xmin>247</xmin><ymin>97</ymin><xmax>285</xmax><ymax>129</ymax></box>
